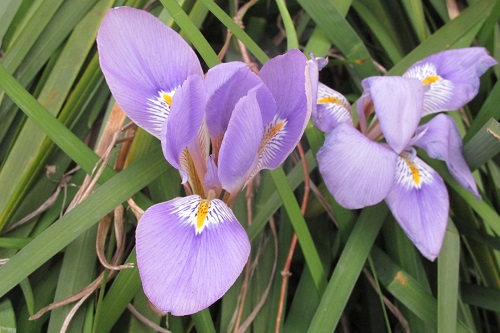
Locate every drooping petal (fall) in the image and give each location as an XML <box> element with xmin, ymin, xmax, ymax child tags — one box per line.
<box><xmin>385</xmin><ymin>154</ymin><xmax>449</xmax><ymax>261</ymax></box>
<box><xmin>136</xmin><ymin>196</ymin><xmax>250</xmax><ymax>316</ymax></box>
<box><xmin>403</xmin><ymin>47</ymin><xmax>497</xmax><ymax>115</ymax></box>
<box><xmin>204</xmin><ymin>62</ymin><xmax>264</xmax><ymax>143</ymax></box>
<box><xmin>317</xmin><ymin>123</ymin><xmax>397</xmax><ymax>209</ymax></box>
<box><xmin>162</xmin><ymin>75</ymin><xmax>207</xmax><ymax>184</ymax></box>
<box><xmin>414</xmin><ymin>113</ymin><xmax>480</xmax><ymax>199</ymax></box>
<box><xmin>313</xmin><ymin>83</ymin><xmax>353</xmax><ymax>132</ymax></box>
<box><xmin>257</xmin><ymin>49</ymin><xmax>313</xmax><ymax>170</ymax></box>
<box><xmin>97</xmin><ymin>7</ymin><xmax>203</xmax><ymax>138</ymax></box>
<box><xmin>218</xmin><ymin>87</ymin><xmax>264</xmax><ymax>194</ymax></box>
<box><xmin>360</xmin><ymin>76</ymin><xmax>424</xmax><ymax>154</ymax></box>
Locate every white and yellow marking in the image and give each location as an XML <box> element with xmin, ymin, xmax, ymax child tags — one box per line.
<box><xmin>146</xmin><ymin>89</ymin><xmax>176</xmax><ymax>133</ymax></box>
<box><xmin>403</xmin><ymin>62</ymin><xmax>454</xmax><ymax>113</ymax></box>
<box><xmin>257</xmin><ymin>116</ymin><xmax>287</xmax><ymax>164</ymax></box>
<box><xmin>317</xmin><ymin>83</ymin><xmax>352</xmax><ymax>111</ymax></box>
<box><xmin>196</xmin><ymin>200</ymin><xmax>210</xmax><ymax>231</ymax></box>
<box><xmin>171</xmin><ymin>196</ymin><xmax>234</xmax><ymax>235</ymax></box>
<box><xmin>394</xmin><ymin>153</ymin><xmax>433</xmax><ymax>190</ymax></box>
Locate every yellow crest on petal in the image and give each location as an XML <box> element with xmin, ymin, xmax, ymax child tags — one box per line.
<box><xmin>422</xmin><ymin>75</ymin><xmax>441</xmax><ymax>85</ymax></box>
<box><xmin>196</xmin><ymin>199</ymin><xmax>210</xmax><ymax>231</ymax></box>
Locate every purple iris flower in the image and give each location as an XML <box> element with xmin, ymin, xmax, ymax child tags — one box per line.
<box><xmin>315</xmin><ymin>48</ymin><xmax>496</xmax><ymax>260</ymax></box>
<box><xmin>97</xmin><ymin>7</ymin><xmax>316</xmax><ymax>315</ymax></box>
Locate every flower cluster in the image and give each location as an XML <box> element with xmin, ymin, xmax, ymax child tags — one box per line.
<box><xmin>315</xmin><ymin>48</ymin><xmax>496</xmax><ymax>260</ymax></box>
<box><xmin>97</xmin><ymin>7</ymin><xmax>317</xmax><ymax>315</ymax></box>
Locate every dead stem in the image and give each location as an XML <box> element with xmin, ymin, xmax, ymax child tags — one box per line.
<box><xmin>30</xmin><ymin>104</ymin><xmax>134</xmax><ymax>326</ymax></box>
<box><xmin>236</xmin><ymin>219</ymin><xmax>278</xmax><ymax>333</ymax></box>
<box><xmin>127</xmin><ymin>198</ymin><xmax>145</xmax><ymax>221</ymax></box>
<box><xmin>127</xmin><ymin>303</ymin><xmax>171</xmax><ymax>333</ymax></box>
<box><xmin>96</xmin><ymin>206</ymin><xmax>134</xmax><ymax>271</ymax></box>
<box><xmin>3</xmin><ymin>168</ymin><xmax>77</xmax><ymax>233</ymax></box>
<box><xmin>308</xmin><ymin>181</ymin><xmax>337</xmax><ymax>226</ymax></box>
<box><xmin>233</xmin><ymin>179</ymin><xmax>254</xmax><ymax>333</ymax></box>
<box><xmin>446</xmin><ymin>0</ymin><xmax>460</xmax><ymax>19</ymax></box>
<box><xmin>275</xmin><ymin>142</ymin><xmax>310</xmax><ymax>333</ymax></box>
<box><xmin>218</xmin><ymin>0</ymin><xmax>259</xmax><ymax>64</ymax></box>
<box><xmin>59</xmin><ymin>291</ymin><xmax>93</xmax><ymax>333</ymax></box>
<box><xmin>363</xmin><ymin>268</ymin><xmax>410</xmax><ymax>333</ymax></box>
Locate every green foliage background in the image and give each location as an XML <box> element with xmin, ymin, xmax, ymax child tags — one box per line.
<box><xmin>0</xmin><ymin>0</ymin><xmax>499</xmax><ymax>332</ymax></box>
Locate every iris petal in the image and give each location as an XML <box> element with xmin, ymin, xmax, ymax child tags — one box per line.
<box><xmin>97</xmin><ymin>7</ymin><xmax>203</xmax><ymax>138</ymax></box>
<box><xmin>162</xmin><ymin>75</ymin><xmax>207</xmax><ymax>184</ymax></box>
<box><xmin>317</xmin><ymin>123</ymin><xmax>397</xmax><ymax>209</ymax></box>
<box><xmin>414</xmin><ymin>114</ymin><xmax>480</xmax><ymax>199</ymax></box>
<box><xmin>218</xmin><ymin>87</ymin><xmax>264</xmax><ymax>194</ymax></box>
<box><xmin>386</xmin><ymin>154</ymin><xmax>449</xmax><ymax>261</ymax></box>
<box><xmin>314</xmin><ymin>83</ymin><xmax>353</xmax><ymax>132</ymax></box>
<box><xmin>136</xmin><ymin>196</ymin><xmax>250</xmax><ymax>316</ymax></box>
<box><xmin>361</xmin><ymin>76</ymin><xmax>424</xmax><ymax>153</ymax></box>
<box><xmin>404</xmin><ymin>47</ymin><xmax>497</xmax><ymax>115</ymax></box>
<box><xmin>205</xmin><ymin>62</ymin><xmax>264</xmax><ymax>141</ymax></box>
<box><xmin>258</xmin><ymin>49</ymin><xmax>313</xmax><ymax>169</ymax></box>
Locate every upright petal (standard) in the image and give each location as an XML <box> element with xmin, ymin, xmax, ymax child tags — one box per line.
<box><xmin>257</xmin><ymin>49</ymin><xmax>314</xmax><ymax>170</ymax></box>
<box><xmin>162</xmin><ymin>75</ymin><xmax>207</xmax><ymax>185</ymax></box>
<box><xmin>218</xmin><ymin>87</ymin><xmax>264</xmax><ymax>195</ymax></box>
<box><xmin>360</xmin><ymin>76</ymin><xmax>424</xmax><ymax>153</ymax></box>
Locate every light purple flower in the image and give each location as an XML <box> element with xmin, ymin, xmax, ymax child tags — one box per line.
<box><xmin>403</xmin><ymin>47</ymin><xmax>497</xmax><ymax>115</ymax></box>
<box><xmin>97</xmin><ymin>7</ymin><xmax>316</xmax><ymax>315</ymax></box>
<box><xmin>316</xmin><ymin>48</ymin><xmax>494</xmax><ymax>260</ymax></box>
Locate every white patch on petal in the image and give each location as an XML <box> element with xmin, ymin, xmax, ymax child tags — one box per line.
<box><xmin>170</xmin><ymin>196</ymin><xmax>235</xmax><ymax>234</ymax></box>
<box><xmin>257</xmin><ymin>116</ymin><xmax>288</xmax><ymax>168</ymax></box>
<box><xmin>403</xmin><ymin>62</ymin><xmax>454</xmax><ymax>114</ymax></box>
<box><xmin>146</xmin><ymin>89</ymin><xmax>177</xmax><ymax>134</ymax></box>
<box><xmin>394</xmin><ymin>153</ymin><xmax>434</xmax><ymax>190</ymax></box>
<box><xmin>316</xmin><ymin>84</ymin><xmax>353</xmax><ymax>129</ymax></box>
<box><xmin>317</xmin><ymin>83</ymin><xmax>351</xmax><ymax>111</ymax></box>
<box><xmin>404</xmin><ymin>62</ymin><xmax>439</xmax><ymax>82</ymax></box>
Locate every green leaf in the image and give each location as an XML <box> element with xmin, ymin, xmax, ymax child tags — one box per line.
<box><xmin>0</xmin><ymin>299</ymin><xmax>16</xmax><ymax>333</ymax></box>
<box><xmin>371</xmin><ymin>247</ymin><xmax>473</xmax><ymax>332</ymax></box>
<box><xmin>307</xmin><ymin>204</ymin><xmax>388</xmax><ymax>332</ymax></box>
<box><xmin>270</xmin><ymin>168</ymin><xmax>327</xmax><ymax>294</ymax></box>
<box><xmin>463</xmin><ymin>118</ymin><xmax>500</xmax><ymax>170</ymax></box>
<box><xmin>0</xmin><ymin>147</ymin><xmax>167</xmax><ymax>299</ymax></box>
<box><xmin>438</xmin><ymin>222</ymin><xmax>461</xmax><ymax>333</ymax></box>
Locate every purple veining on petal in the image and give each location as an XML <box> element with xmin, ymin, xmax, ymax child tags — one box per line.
<box><xmin>386</xmin><ymin>154</ymin><xmax>449</xmax><ymax>260</ymax></box>
<box><xmin>404</xmin><ymin>47</ymin><xmax>497</xmax><ymax>115</ymax></box>
<box><xmin>258</xmin><ymin>49</ymin><xmax>313</xmax><ymax>170</ymax></box>
<box><xmin>362</xmin><ymin>76</ymin><xmax>424</xmax><ymax>154</ymax></box>
<box><xmin>204</xmin><ymin>62</ymin><xmax>263</xmax><ymax>141</ymax></box>
<box><xmin>97</xmin><ymin>7</ymin><xmax>203</xmax><ymax>138</ymax></box>
<box><xmin>218</xmin><ymin>86</ymin><xmax>264</xmax><ymax>194</ymax></box>
<box><xmin>314</xmin><ymin>83</ymin><xmax>353</xmax><ymax>132</ymax></box>
<box><xmin>317</xmin><ymin>123</ymin><xmax>397</xmax><ymax>209</ymax></box>
<box><xmin>162</xmin><ymin>75</ymin><xmax>207</xmax><ymax>184</ymax></box>
<box><xmin>414</xmin><ymin>113</ymin><xmax>480</xmax><ymax>200</ymax></box>
<box><xmin>136</xmin><ymin>196</ymin><xmax>250</xmax><ymax>315</ymax></box>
